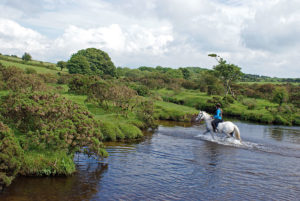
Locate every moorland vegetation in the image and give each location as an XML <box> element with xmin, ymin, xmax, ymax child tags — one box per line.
<box><xmin>0</xmin><ymin>48</ymin><xmax>299</xmax><ymax>190</ymax></box>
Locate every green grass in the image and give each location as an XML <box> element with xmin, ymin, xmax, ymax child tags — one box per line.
<box><xmin>239</xmin><ymin>81</ymin><xmax>300</xmax><ymax>85</ymax></box>
<box><xmin>20</xmin><ymin>150</ymin><xmax>76</xmax><ymax>176</ymax></box>
<box><xmin>154</xmin><ymin>100</ymin><xmax>198</xmax><ymax>121</ymax></box>
<box><xmin>0</xmin><ymin>60</ymin><xmax>60</xmax><ymax>74</ymax></box>
<box><xmin>155</xmin><ymin>88</ymin><xmax>211</xmax><ymax>107</ymax></box>
<box><xmin>0</xmin><ymin>54</ymin><xmax>55</xmax><ymax>66</ymax></box>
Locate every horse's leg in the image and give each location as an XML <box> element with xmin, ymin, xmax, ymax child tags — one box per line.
<box><xmin>209</xmin><ymin>130</ymin><xmax>215</xmax><ymax>140</ymax></box>
<box><xmin>203</xmin><ymin>130</ymin><xmax>210</xmax><ymax>135</ymax></box>
<box><xmin>223</xmin><ymin>132</ymin><xmax>231</xmax><ymax>138</ymax></box>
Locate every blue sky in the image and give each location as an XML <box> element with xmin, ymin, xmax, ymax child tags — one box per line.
<box><xmin>0</xmin><ymin>0</ymin><xmax>299</xmax><ymax>78</ymax></box>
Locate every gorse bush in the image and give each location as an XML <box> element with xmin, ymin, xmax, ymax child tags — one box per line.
<box><xmin>88</xmin><ymin>80</ymin><xmax>139</xmax><ymax>116</ymax></box>
<box><xmin>0</xmin><ymin>91</ymin><xmax>107</xmax><ymax>157</ymax></box>
<box><xmin>25</xmin><ymin>67</ymin><xmax>37</xmax><ymax>74</ymax></box>
<box><xmin>0</xmin><ymin>122</ymin><xmax>24</xmax><ymax>189</ymax></box>
<box><xmin>0</xmin><ymin>65</ymin><xmax>49</xmax><ymax>92</ymax></box>
<box><xmin>57</xmin><ymin>73</ymin><xmax>75</xmax><ymax>84</ymax></box>
<box><xmin>68</xmin><ymin>74</ymin><xmax>100</xmax><ymax>95</ymax></box>
<box><xmin>242</xmin><ymin>99</ymin><xmax>257</xmax><ymax>110</ymax></box>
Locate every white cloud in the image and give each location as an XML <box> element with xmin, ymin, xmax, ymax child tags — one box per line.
<box><xmin>0</xmin><ymin>18</ymin><xmax>48</xmax><ymax>57</ymax></box>
<box><xmin>0</xmin><ymin>0</ymin><xmax>299</xmax><ymax>77</ymax></box>
<box><xmin>241</xmin><ymin>0</ymin><xmax>300</xmax><ymax>52</ymax></box>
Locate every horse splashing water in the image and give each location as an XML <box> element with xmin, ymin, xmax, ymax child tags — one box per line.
<box><xmin>195</xmin><ymin>111</ymin><xmax>241</xmax><ymax>141</ymax></box>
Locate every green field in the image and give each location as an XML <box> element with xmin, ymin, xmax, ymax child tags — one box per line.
<box><xmin>0</xmin><ymin>60</ymin><xmax>61</xmax><ymax>74</ymax></box>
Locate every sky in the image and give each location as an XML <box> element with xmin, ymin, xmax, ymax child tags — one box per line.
<box><xmin>0</xmin><ymin>0</ymin><xmax>299</xmax><ymax>78</ymax></box>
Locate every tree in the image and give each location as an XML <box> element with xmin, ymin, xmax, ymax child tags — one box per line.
<box><xmin>57</xmin><ymin>61</ymin><xmax>67</xmax><ymax>71</ymax></box>
<box><xmin>67</xmin><ymin>48</ymin><xmax>117</xmax><ymax>77</ymax></box>
<box><xmin>67</xmin><ymin>55</ymin><xmax>92</xmax><ymax>75</ymax></box>
<box><xmin>209</xmin><ymin>54</ymin><xmax>243</xmax><ymax>97</ymax></box>
<box><xmin>22</xmin><ymin>52</ymin><xmax>32</xmax><ymax>62</ymax></box>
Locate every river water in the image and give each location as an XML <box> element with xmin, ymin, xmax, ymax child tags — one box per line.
<box><xmin>1</xmin><ymin>120</ymin><xmax>300</xmax><ymax>201</ymax></box>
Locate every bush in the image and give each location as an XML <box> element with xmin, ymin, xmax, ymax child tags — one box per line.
<box><xmin>38</xmin><ymin>73</ymin><xmax>58</xmax><ymax>84</ymax></box>
<box><xmin>0</xmin><ymin>122</ymin><xmax>24</xmax><ymax>189</ymax></box>
<box><xmin>0</xmin><ymin>66</ymin><xmax>24</xmax><ymax>82</ymax></box>
<box><xmin>272</xmin><ymin>87</ymin><xmax>289</xmax><ymax>105</ymax></box>
<box><xmin>6</xmin><ymin>73</ymin><xmax>49</xmax><ymax>92</ymax></box>
<box><xmin>181</xmin><ymin>80</ymin><xmax>198</xmax><ymax>90</ymax></box>
<box><xmin>118</xmin><ymin>123</ymin><xmax>143</xmax><ymax>139</ymax></box>
<box><xmin>100</xmin><ymin>121</ymin><xmax>124</xmax><ymax>141</ymax></box>
<box><xmin>130</xmin><ymin>84</ymin><xmax>150</xmax><ymax>97</ymax></box>
<box><xmin>223</xmin><ymin>95</ymin><xmax>235</xmax><ymax>104</ymax></box>
<box><xmin>68</xmin><ymin>74</ymin><xmax>100</xmax><ymax>95</ymax></box>
<box><xmin>137</xmin><ymin>99</ymin><xmax>155</xmax><ymax>128</ymax></box>
<box><xmin>274</xmin><ymin>115</ymin><xmax>291</xmax><ymax>125</ymax></box>
<box><xmin>57</xmin><ymin>73</ymin><xmax>74</xmax><ymax>84</ymax></box>
<box><xmin>0</xmin><ymin>66</ymin><xmax>49</xmax><ymax>92</ymax></box>
<box><xmin>0</xmin><ymin>91</ymin><xmax>107</xmax><ymax>157</ymax></box>
<box><xmin>25</xmin><ymin>68</ymin><xmax>37</xmax><ymax>74</ymax></box>
<box><xmin>242</xmin><ymin>99</ymin><xmax>257</xmax><ymax>110</ymax></box>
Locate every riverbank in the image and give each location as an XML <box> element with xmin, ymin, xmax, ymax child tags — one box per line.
<box><xmin>155</xmin><ymin>88</ymin><xmax>300</xmax><ymax>126</ymax></box>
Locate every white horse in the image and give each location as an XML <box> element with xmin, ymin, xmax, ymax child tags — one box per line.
<box><xmin>195</xmin><ymin>111</ymin><xmax>241</xmax><ymax>141</ymax></box>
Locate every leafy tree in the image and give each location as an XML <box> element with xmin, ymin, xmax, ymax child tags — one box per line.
<box><xmin>22</xmin><ymin>52</ymin><xmax>32</xmax><ymax>62</ymax></box>
<box><xmin>67</xmin><ymin>54</ymin><xmax>92</xmax><ymax>75</ymax></box>
<box><xmin>209</xmin><ymin>54</ymin><xmax>243</xmax><ymax>97</ymax></box>
<box><xmin>67</xmin><ymin>48</ymin><xmax>116</xmax><ymax>77</ymax></box>
<box><xmin>57</xmin><ymin>61</ymin><xmax>67</xmax><ymax>71</ymax></box>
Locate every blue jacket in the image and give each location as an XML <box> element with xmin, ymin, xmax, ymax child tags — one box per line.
<box><xmin>214</xmin><ymin>108</ymin><xmax>222</xmax><ymax>120</ymax></box>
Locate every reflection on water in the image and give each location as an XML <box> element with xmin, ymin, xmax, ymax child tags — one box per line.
<box><xmin>0</xmin><ymin>155</ymin><xmax>108</xmax><ymax>201</ymax></box>
<box><xmin>1</xmin><ymin>121</ymin><xmax>300</xmax><ymax>201</ymax></box>
<box><xmin>264</xmin><ymin>126</ymin><xmax>300</xmax><ymax>144</ymax></box>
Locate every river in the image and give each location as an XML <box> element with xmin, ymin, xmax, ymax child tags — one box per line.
<box><xmin>1</xmin><ymin>120</ymin><xmax>300</xmax><ymax>201</ymax></box>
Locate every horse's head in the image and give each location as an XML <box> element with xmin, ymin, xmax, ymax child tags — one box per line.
<box><xmin>195</xmin><ymin>111</ymin><xmax>204</xmax><ymax>122</ymax></box>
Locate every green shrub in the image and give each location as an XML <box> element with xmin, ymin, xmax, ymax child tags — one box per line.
<box><xmin>0</xmin><ymin>65</ymin><xmax>49</xmax><ymax>92</ymax></box>
<box><xmin>274</xmin><ymin>115</ymin><xmax>291</xmax><ymax>125</ymax></box>
<box><xmin>68</xmin><ymin>74</ymin><xmax>100</xmax><ymax>95</ymax></box>
<box><xmin>242</xmin><ymin>99</ymin><xmax>257</xmax><ymax>110</ymax></box>
<box><xmin>57</xmin><ymin>73</ymin><xmax>74</xmax><ymax>84</ymax></box>
<box><xmin>260</xmin><ymin>114</ymin><xmax>274</xmax><ymax>124</ymax></box>
<box><xmin>137</xmin><ymin>99</ymin><xmax>155</xmax><ymax>128</ymax></box>
<box><xmin>6</xmin><ymin>73</ymin><xmax>49</xmax><ymax>92</ymax></box>
<box><xmin>118</xmin><ymin>123</ymin><xmax>142</xmax><ymax>139</ymax></box>
<box><xmin>100</xmin><ymin>121</ymin><xmax>124</xmax><ymax>141</ymax></box>
<box><xmin>0</xmin><ymin>122</ymin><xmax>24</xmax><ymax>189</ymax></box>
<box><xmin>38</xmin><ymin>73</ymin><xmax>58</xmax><ymax>84</ymax></box>
<box><xmin>25</xmin><ymin>67</ymin><xmax>37</xmax><ymax>74</ymax></box>
<box><xmin>130</xmin><ymin>84</ymin><xmax>150</xmax><ymax>97</ymax></box>
<box><xmin>0</xmin><ymin>91</ymin><xmax>107</xmax><ymax>157</ymax></box>
<box><xmin>223</xmin><ymin>95</ymin><xmax>235</xmax><ymax>104</ymax></box>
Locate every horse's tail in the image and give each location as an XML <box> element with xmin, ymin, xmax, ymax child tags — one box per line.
<box><xmin>233</xmin><ymin>125</ymin><xmax>241</xmax><ymax>141</ymax></box>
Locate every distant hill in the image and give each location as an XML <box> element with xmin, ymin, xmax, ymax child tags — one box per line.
<box><xmin>1</xmin><ymin>53</ymin><xmax>299</xmax><ymax>83</ymax></box>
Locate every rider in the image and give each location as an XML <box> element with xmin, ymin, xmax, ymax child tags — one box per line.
<box><xmin>212</xmin><ymin>103</ymin><xmax>223</xmax><ymax>132</ymax></box>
